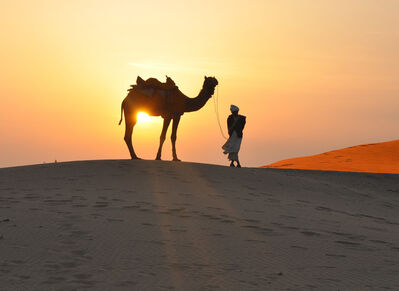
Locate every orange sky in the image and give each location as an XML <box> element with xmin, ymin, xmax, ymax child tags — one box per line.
<box><xmin>1</xmin><ymin>0</ymin><xmax>398</xmax><ymax>167</ymax></box>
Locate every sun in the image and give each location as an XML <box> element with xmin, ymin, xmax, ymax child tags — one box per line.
<box><xmin>137</xmin><ymin>112</ymin><xmax>150</xmax><ymax>123</ymax></box>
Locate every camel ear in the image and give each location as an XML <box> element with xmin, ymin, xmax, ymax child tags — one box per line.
<box><xmin>204</xmin><ymin>76</ymin><xmax>207</xmax><ymax>79</ymax></box>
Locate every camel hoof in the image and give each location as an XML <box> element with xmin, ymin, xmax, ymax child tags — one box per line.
<box><xmin>172</xmin><ymin>158</ymin><xmax>181</xmax><ymax>162</ymax></box>
<box><xmin>131</xmin><ymin>156</ymin><xmax>141</xmax><ymax>160</ymax></box>
<box><xmin>155</xmin><ymin>157</ymin><xmax>161</xmax><ymax>161</ymax></box>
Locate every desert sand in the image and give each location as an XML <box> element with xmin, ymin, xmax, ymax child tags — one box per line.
<box><xmin>0</xmin><ymin>160</ymin><xmax>399</xmax><ymax>290</ymax></box>
<box><xmin>264</xmin><ymin>139</ymin><xmax>399</xmax><ymax>174</ymax></box>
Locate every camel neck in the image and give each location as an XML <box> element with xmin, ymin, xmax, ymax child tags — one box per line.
<box><xmin>184</xmin><ymin>88</ymin><xmax>211</xmax><ymax>113</ymax></box>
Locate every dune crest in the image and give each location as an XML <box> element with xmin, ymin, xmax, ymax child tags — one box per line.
<box><xmin>263</xmin><ymin>139</ymin><xmax>399</xmax><ymax>174</ymax></box>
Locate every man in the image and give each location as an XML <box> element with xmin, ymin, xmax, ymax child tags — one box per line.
<box><xmin>222</xmin><ymin>105</ymin><xmax>246</xmax><ymax>167</ymax></box>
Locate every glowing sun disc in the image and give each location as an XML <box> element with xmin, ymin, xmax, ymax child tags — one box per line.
<box><xmin>137</xmin><ymin>112</ymin><xmax>150</xmax><ymax>123</ymax></box>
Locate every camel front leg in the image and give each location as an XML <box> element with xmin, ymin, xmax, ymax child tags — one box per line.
<box><xmin>171</xmin><ymin>116</ymin><xmax>181</xmax><ymax>161</ymax></box>
<box><xmin>156</xmin><ymin>117</ymin><xmax>171</xmax><ymax>160</ymax></box>
<box><xmin>124</xmin><ymin>118</ymin><xmax>139</xmax><ymax>159</ymax></box>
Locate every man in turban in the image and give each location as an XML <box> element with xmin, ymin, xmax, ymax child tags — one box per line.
<box><xmin>222</xmin><ymin>105</ymin><xmax>246</xmax><ymax>167</ymax></box>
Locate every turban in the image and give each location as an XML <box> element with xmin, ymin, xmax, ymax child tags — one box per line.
<box><xmin>230</xmin><ymin>105</ymin><xmax>239</xmax><ymax>112</ymax></box>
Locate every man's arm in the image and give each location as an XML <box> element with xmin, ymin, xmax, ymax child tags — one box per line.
<box><xmin>227</xmin><ymin>116</ymin><xmax>234</xmax><ymax>136</ymax></box>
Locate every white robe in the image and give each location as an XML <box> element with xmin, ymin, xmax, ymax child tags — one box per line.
<box><xmin>222</xmin><ymin>132</ymin><xmax>242</xmax><ymax>161</ymax></box>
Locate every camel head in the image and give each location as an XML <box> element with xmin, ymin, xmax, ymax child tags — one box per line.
<box><xmin>203</xmin><ymin>76</ymin><xmax>218</xmax><ymax>96</ymax></box>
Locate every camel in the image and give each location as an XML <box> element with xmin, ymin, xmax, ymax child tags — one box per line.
<box><xmin>118</xmin><ymin>76</ymin><xmax>218</xmax><ymax>161</ymax></box>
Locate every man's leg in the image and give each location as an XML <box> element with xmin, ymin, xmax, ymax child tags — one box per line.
<box><xmin>228</xmin><ymin>153</ymin><xmax>235</xmax><ymax>167</ymax></box>
<box><xmin>236</xmin><ymin>153</ymin><xmax>241</xmax><ymax>168</ymax></box>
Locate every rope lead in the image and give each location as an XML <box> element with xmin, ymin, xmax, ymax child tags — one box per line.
<box><xmin>213</xmin><ymin>86</ymin><xmax>228</xmax><ymax>140</ymax></box>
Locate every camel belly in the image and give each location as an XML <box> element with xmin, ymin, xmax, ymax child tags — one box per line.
<box><xmin>128</xmin><ymin>89</ymin><xmax>186</xmax><ymax>116</ymax></box>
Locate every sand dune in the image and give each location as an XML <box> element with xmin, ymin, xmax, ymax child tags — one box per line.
<box><xmin>0</xmin><ymin>160</ymin><xmax>399</xmax><ymax>290</ymax></box>
<box><xmin>264</xmin><ymin>139</ymin><xmax>399</xmax><ymax>174</ymax></box>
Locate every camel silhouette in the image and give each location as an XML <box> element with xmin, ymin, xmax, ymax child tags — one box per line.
<box><xmin>119</xmin><ymin>76</ymin><xmax>218</xmax><ymax>161</ymax></box>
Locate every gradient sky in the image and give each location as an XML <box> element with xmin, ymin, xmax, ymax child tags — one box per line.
<box><xmin>1</xmin><ymin>0</ymin><xmax>398</xmax><ymax>168</ymax></box>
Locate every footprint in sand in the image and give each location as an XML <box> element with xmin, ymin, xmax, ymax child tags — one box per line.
<box><xmin>206</xmin><ymin>206</ymin><xmax>222</xmax><ymax>211</ymax></box>
<box><xmin>44</xmin><ymin>263</ymin><xmax>61</xmax><ymax>272</ymax></box>
<box><xmin>221</xmin><ymin>219</ymin><xmax>235</xmax><ymax>223</ymax></box>
<box><xmin>369</xmin><ymin>239</ymin><xmax>389</xmax><ymax>245</ymax></box>
<box><xmin>70</xmin><ymin>249</ymin><xmax>92</xmax><ymax>260</ymax></box>
<box><xmin>169</xmin><ymin>228</ymin><xmax>187</xmax><ymax>233</ymax></box>
<box><xmin>23</xmin><ymin>194</ymin><xmax>40</xmax><ymax>200</ymax></box>
<box><xmin>42</xmin><ymin>276</ymin><xmax>67</xmax><ymax>285</ymax></box>
<box><xmin>280</xmin><ymin>225</ymin><xmax>299</xmax><ymax>230</ymax></box>
<box><xmin>325</xmin><ymin>253</ymin><xmax>346</xmax><ymax>258</ymax></box>
<box><xmin>107</xmin><ymin>218</ymin><xmax>124</xmax><ymax>222</ymax></box>
<box><xmin>301</xmin><ymin>231</ymin><xmax>321</xmax><ymax>237</ymax></box>
<box><xmin>315</xmin><ymin>206</ymin><xmax>332</xmax><ymax>212</ymax></box>
<box><xmin>72</xmin><ymin>204</ymin><xmax>88</xmax><ymax>208</ymax></box>
<box><xmin>73</xmin><ymin>273</ymin><xmax>92</xmax><ymax>280</ymax></box>
<box><xmin>115</xmin><ymin>280</ymin><xmax>137</xmax><ymax>287</ymax></box>
<box><xmin>362</xmin><ymin>225</ymin><xmax>387</xmax><ymax>232</ymax></box>
<box><xmin>61</xmin><ymin>261</ymin><xmax>80</xmax><ymax>268</ymax></box>
<box><xmin>241</xmin><ymin>224</ymin><xmax>262</xmax><ymax>230</ymax></box>
<box><xmin>243</xmin><ymin>219</ymin><xmax>260</xmax><ymax>223</ymax></box>
<box><xmin>71</xmin><ymin>273</ymin><xmax>96</xmax><ymax>287</ymax></box>
<box><xmin>248</xmin><ymin>192</ymin><xmax>261</xmax><ymax>197</ymax></box>
<box><xmin>178</xmin><ymin>214</ymin><xmax>191</xmax><ymax>218</ymax></box>
<box><xmin>122</xmin><ymin>205</ymin><xmax>140</xmax><ymax>209</ymax></box>
<box><xmin>13</xmin><ymin>274</ymin><xmax>30</xmax><ymax>280</ymax></box>
<box><xmin>93</xmin><ymin>201</ymin><xmax>109</xmax><ymax>208</ymax></box>
<box><xmin>168</xmin><ymin>207</ymin><xmax>186</xmax><ymax>212</ymax></box>
<box><xmin>68</xmin><ymin>230</ymin><xmax>91</xmax><ymax>240</ymax></box>
<box><xmin>335</xmin><ymin>240</ymin><xmax>361</xmax><ymax>246</ymax></box>
<box><xmin>291</xmin><ymin>245</ymin><xmax>308</xmax><ymax>250</ymax></box>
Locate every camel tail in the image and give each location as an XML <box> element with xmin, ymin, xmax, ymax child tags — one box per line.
<box><xmin>118</xmin><ymin>100</ymin><xmax>125</xmax><ymax>125</ymax></box>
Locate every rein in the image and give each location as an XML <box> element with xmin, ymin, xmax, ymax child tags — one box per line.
<box><xmin>213</xmin><ymin>85</ymin><xmax>228</xmax><ymax>140</ymax></box>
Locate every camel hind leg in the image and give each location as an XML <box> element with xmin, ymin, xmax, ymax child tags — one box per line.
<box><xmin>156</xmin><ymin>117</ymin><xmax>171</xmax><ymax>160</ymax></box>
<box><xmin>124</xmin><ymin>116</ymin><xmax>140</xmax><ymax>160</ymax></box>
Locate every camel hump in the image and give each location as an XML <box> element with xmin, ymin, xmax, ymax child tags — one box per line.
<box><xmin>135</xmin><ymin>76</ymin><xmax>177</xmax><ymax>91</ymax></box>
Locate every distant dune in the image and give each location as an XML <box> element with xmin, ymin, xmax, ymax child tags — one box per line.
<box><xmin>1</xmin><ymin>160</ymin><xmax>399</xmax><ymax>289</ymax></box>
<box><xmin>263</xmin><ymin>139</ymin><xmax>399</xmax><ymax>174</ymax></box>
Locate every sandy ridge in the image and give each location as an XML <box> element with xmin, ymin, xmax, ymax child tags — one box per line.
<box><xmin>264</xmin><ymin>139</ymin><xmax>399</xmax><ymax>174</ymax></box>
